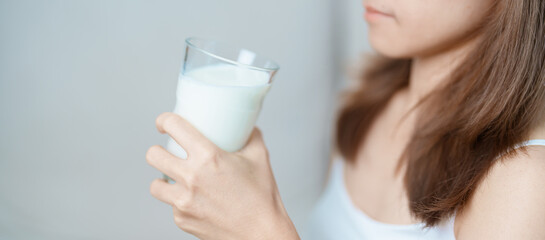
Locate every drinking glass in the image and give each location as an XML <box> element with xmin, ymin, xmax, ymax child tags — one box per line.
<box><xmin>164</xmin><ymin>37</ymin><xmax>279</xmax><ymax>182</ymax></box>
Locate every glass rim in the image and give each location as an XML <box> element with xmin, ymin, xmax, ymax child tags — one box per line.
<box><xmin>185</xmin><ymin>37</ymin><xmax>280</xmax><ymax>72</ymax></box>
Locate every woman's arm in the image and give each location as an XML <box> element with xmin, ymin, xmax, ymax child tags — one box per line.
<box><xmin>454</xmin><ymin>146</ymin><xmax>545</xmax><ymax>239</ymax></box>
<box><xmin>146</xmin><ymin>112</ymin><xmax>300</xmax><ymax>240</ymax></box>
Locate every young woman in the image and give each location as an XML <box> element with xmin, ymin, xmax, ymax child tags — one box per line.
<box><xmin>146</xmin><ymin>0</ymin><xmax>545</xmax><ymax>239</ymax></box>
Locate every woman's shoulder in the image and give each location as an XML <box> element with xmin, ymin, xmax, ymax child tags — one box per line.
<box><xmin>453</xmin><ymin>131</ymin><xmax>545</xmax><ymax>239</ymax></box>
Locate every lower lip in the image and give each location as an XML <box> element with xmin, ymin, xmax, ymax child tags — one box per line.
<box><xmin>364</xmin><ymin>11</ymin><xmax>393</xmax><ymax>22</ymax></box>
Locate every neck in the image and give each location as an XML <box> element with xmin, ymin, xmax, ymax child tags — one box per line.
<box><xmin>405</xmin><ymin>38</ymin><xmax>481</xmax><ymax>108</ymax></box>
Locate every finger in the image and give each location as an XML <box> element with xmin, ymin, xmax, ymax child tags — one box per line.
<box><xmin>146</xmin><ymin>145</ymin><xmax>188</xmax><ymax>181</ymax></box>
<box><xmin>150</xmin><ymin>178</ymin><xmax>177</xmax><ymax>205</ymax></box>
<box><xmin>172</xmin><ymin>207</ymin><xmax>194</xmax><ymax>233</ymax></box>
<box><xmin>236</xmin><ymin>127</ymin><xmax>268</xmax><ymax>158</ymax></box>
<box><xmin>155</xmin><ymin>112</ymin><xmax>219</xmax><ymax>157</ymax></box>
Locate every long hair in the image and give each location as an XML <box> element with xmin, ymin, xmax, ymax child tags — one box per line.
<box><xmin>335</xmin><ymin>0</ymin><xmax>545</xmax><ymax>227</ymax></box>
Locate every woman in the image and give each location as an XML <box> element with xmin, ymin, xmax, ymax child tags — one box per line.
<box><xmin>146</xmin><ymin>0</ymin><xmax>545</xmax><ymax>239</ymax></box>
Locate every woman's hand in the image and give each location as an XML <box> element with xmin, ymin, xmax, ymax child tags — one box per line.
<box><xmin>146</xmin><ymin>112</ymin><xmax>300</xmax><ymax>240</ymax></box>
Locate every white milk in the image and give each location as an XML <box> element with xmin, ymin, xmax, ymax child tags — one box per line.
<box><xmin>166</xmin><ymin>64</ymin><xmax>271</xmax><ymax>159</ymax></box>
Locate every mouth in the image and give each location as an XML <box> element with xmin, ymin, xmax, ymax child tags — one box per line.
<box><xmin>364</xmin><ymin>5</ymin><xmax>394</xmax><ymax>21</ymax></box>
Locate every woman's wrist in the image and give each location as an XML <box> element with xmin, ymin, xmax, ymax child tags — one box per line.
<box><xmin>257</xmin><ymin>213</ymin><xmax>300</xmax><ymax>240</ymax></box>
<box><xmin>272</xmin><ymin>205</ymin><xmax>300</xmax><ymax>240</ymax></box>
<box><xmin>277</xmin><ymin>220</ymin><xmax>300</xmax><ymax>240</ymax></box>
<box><xmin>250</xmin><ymin>203</ymin><xmax>300</xmax><ymax>240</ymax></box>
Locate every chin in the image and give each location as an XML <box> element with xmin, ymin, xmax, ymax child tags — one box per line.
<box><xmin>368</xmin><ymin>33</ymin><xmax>418</xmax><ymax>59</ymax></box>
<box><xmin>369</xmin><ymin>37</ymin><xmax>414</xmax><ymax>59</ymax></box>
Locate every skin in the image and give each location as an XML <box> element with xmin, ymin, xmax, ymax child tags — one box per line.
<box><xmin>146</xmin><ymin>113</ymin><xmax>299</xmax><ymax>240</ymax></box>
<box><xmin>344</xmin><ymin>0</ymin><xmax>545</xmax><ymax>239</ymax></box>
<box><xmin>344</xmin><ymin>0</ymin><xmax>489</xmax><ymax>223</ymax></box>
<box><xmin>148</xmin><ymin>0</ymin><xmax>545</xmax><ymax>239</ymax></box>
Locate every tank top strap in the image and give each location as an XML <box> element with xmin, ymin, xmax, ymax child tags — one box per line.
<box><xmin>518</xmin><ymin>139</ymin><xmax>545</xmax><ymax>147</ymax></box>
<box><xmin>495</xmin><ymin>138</ymin><xmax>545</xmax><ymax>160</ymax></box>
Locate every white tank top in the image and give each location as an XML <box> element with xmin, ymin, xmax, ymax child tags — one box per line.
<box><xmin>301</xmin><ymin>139</ymin><xmax>545</xmax><ymax>240</ymax></box>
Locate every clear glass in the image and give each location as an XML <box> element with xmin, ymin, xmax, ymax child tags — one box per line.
<box><xmin>164</xmin><ymin>37</ymin><xmax>279</xmax><ymax>182</ymax></box>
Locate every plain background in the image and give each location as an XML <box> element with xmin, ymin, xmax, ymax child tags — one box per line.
<box><xmin>0</xmin><ymin>0</ymin><xmax>371</xmax><ymax>239</ymax></box>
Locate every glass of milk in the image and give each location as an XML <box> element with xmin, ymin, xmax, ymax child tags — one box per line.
<box><xmin>164</xmin><ymin>37</ymin><xmax>279</xmax><ymax>181</ymax></box>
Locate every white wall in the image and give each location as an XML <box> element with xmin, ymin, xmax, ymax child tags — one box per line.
<box><xmin>332</xmin><ymin>0</ymin><xmax>373</xmax><ymax>90</ymax></box>
<box><xmin>0</xmin><ymin>0</ymin><xmax>370</xmax><ymax>239</ymax></box>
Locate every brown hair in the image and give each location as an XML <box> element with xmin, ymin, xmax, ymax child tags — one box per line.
<box><xmin>335</xmin><ymin>0</ymin><xmax>545</xmax><ymax>227</ymax></box>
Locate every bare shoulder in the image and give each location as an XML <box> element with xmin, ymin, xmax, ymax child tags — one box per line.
<box><xmin>454</xmin><ymin>143</ymin><xmax>545</xmax><ymax>239</ymax></box>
